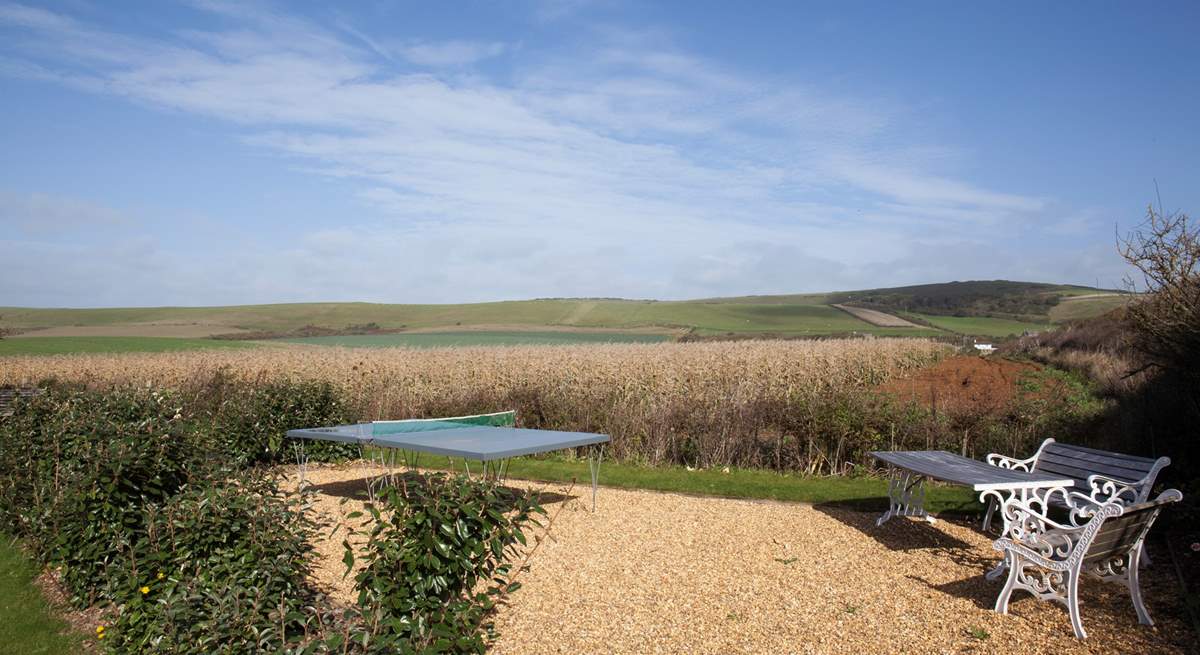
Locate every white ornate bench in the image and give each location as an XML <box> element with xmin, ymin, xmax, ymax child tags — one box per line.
<box><xmin>984</xmin><ymin>438</ymin><xmax>1170</xmax><ymax>533</ymax></box>
<box><xmin>992</xmin><ymin>487</ymin><xmax>1182</xmax><ymax>639</ymax></box>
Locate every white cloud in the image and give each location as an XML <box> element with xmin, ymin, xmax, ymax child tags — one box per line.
<box><xmin>0</xmin><ymin>2</ymin><xmax>1126</xmax><ymax>306</ymax></box>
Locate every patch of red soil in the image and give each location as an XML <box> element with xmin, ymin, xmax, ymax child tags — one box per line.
<box><xmin>879</xmin><ymin>355</ymin><xmax>1041</xmax><ymax>414</ymax></box>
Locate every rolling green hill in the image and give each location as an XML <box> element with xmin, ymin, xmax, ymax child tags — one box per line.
<box><xmin>0</xmin><ymin>280</ymin><xmax>1129</xmax><ymax>351</ymax></box>
<box><xmin>828</xmin><ymin>280</ymin><xmax>1124</xmax><ymax>322</ymax></box>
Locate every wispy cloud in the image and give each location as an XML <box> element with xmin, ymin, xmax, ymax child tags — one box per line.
<box><xmin>0</xmin><ymin>191</ymin><xmax>131</xmax><ymax>234</ymax></box>
<box><xmin>392</xmin><ymin>40</ymin><xmax>509</xmax><ymax>67</ymax></box>
<box><xmin>0</xmin><ymin>2</ymin><xmax>1118</xmax><ymax>305</ymax></box>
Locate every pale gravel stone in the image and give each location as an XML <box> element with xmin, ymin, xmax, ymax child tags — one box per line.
<box><xmin>287</xmin><ymin>463</ymin><xmax>1192</xmax><ymax>655</ymax></box>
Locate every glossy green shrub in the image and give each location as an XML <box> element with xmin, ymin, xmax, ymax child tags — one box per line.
<box><xmin>102</xmin><ymin>476</ymin><xmax>323</xmax><ymax>654</ymax></box>
<box><xmin>0</xmin><ymin>386</ymin><xmax>195</xmax><ymax>604</ymax></box>
<box><xmin>203</xmin><ymin>378</ymin><xmax>356</xmax><ymax>466</ymax></box>
<box><xmin>331</xmin><ymin>474</ymin><xmax>544</xmax><ymax>654</ymax></box>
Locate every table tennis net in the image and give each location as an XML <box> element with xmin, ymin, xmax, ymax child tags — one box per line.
<box><xmin>371</xmin><ymin>410</ymin><xmax>516</xmax><ymax>436</ymax></box>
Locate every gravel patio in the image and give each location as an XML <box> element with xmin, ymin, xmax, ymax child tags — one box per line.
<box><xmin>291</xmin><ymin>463</ymin><xmax>1193</xmax><ymax>654</ymax></box>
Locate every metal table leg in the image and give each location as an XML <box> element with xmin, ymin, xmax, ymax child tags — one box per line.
<box><xmin>293</xmin><ymin>440</ymin><xmax>308</xmax><ymax>491</ymax></box>
<box><xmin>587</xmin><ymin>444</ymin><xmax>604</xmax><ymax>512</ymax></box>
<box><xmin>876</xmin><ymin>467</ymin><xmax>935</xmax><ymax>527</ymax></box>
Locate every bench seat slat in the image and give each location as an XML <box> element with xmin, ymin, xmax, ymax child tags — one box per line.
<box><xmin>1085</xmin><ymin>528</ymin><xmax>1156</xmax><ymax>561</ymax></box>
<box><xmin>1039</xmin><ymin>449</ymin><xmax>1158</xmax><ymax>479</ymax></box>
<box><xmin>1039</xmin><ymin>447</ymin><xmax>1158</xmax><ymax>473</ymax></box>
<box><xmin>1042</xmin><ymin>441</ymin><xmax>1159</xmax><ymax>465</ymax></box>
<box><xmin>1035</xmin><ymin>458</ymin><xmax>1148</xmax><ymax>485</ymax></box>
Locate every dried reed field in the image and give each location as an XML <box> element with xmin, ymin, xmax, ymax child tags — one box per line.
<box><xmin>0</xmin><ymin>339</ymin><xmax>950</xmax><ymax>471</ymax></box>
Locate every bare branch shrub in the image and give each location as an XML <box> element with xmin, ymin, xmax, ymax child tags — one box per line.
<box><xmin>1119</xmin><ymin>206</ymin><xmax>1200</xmax><ymax>382</ymax></box>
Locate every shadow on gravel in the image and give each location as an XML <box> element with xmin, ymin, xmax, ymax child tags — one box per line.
<box><xmin>812</xmin><ymin>503</ymin><xmax>974</xmax><ymax>552</ymax></box>
<box><xmin>907</xmin><ymin>573</ymin><xmax>999</xmax><ymax>610</ymax></box>
<box><xmin>301</xmin><ymin>470</ymin><xmax>576</xmax><ymax>509</ymax></box>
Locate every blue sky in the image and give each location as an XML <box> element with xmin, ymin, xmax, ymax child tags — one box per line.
<box><xmin>1</xmin><ymin>1</ymin><xmax>1197</xmax><ymax>307</ymax></box>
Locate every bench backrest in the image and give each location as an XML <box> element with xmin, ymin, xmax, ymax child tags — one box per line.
<box><xmin>0</xmin><ymin>387</ymin><xmax>42</xmax><ymax>417</ymax></box>
<box><xmin>1032</xmin><ymin>439</ymin><xmax>1169</xmax><ymax>498</ymax></box>
<box><xmin>1082</xmin><ymin>489</ymin><xmax>1181</xmax><ymax>565</ymax></box>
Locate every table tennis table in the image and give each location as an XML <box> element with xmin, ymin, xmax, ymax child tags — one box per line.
<box><xmin>286</xmin><ymin>411</ymin><xmax>610</xmax><ymax>510</ymax></box>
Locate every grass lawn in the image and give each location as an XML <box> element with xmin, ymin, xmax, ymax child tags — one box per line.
<box><xmin>361</xmin><ymin>451</ymin><xmax>981</xmax><ymax>515</ymax></box>
<box><xmin>0</xmin><ymin>336</ymin><xmax>256</xmax><ymax>356</ymax></box>
<box><xmin>0</xmin><ymin>538</ymin><xmax>83</xmax><ymax>654</ymax></box>
<box><xmin>279</xmin><ymin>331</ymin><xmax>672</xmax><ymax>348</ymax></box>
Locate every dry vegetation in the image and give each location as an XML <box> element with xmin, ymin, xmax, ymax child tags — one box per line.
<box><xmin>0</xmin><ymin>339</ymin><xmax>949</xmax><ymax>470</ymax></box>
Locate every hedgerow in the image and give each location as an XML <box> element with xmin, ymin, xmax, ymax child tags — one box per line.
<box><xmin>0</xmin><ymin>384</ymin><xmax>547</xmax><ymax>654</ymax></box>
<box><xmin>103</xmin><ymin>477</ymin><xmax>322</xmax><ymax>653</ymax></box>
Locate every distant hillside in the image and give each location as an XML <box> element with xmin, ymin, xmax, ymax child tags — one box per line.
<box><xmin>0</xmin><ymin>280</ymin><xmax>1128</xmax><ymax>342</ymax></box>
<box><xmin>827</xmin><ymin>280</ymin><xmax>1125</xmax><ymax>322</ymax></box>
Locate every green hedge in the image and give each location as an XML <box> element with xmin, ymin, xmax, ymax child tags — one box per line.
<box><xmin>0</xmin><ymin>383</ymin><xmax>543</xmax><ymax>654</ymax></box>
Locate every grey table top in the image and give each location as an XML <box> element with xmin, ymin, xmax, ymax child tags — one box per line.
<box><xmin>287</xmin><ymin>424</ymin><xmax>610</xmax><ymax>461</ymax></box>
<box><xmin>870</xmin><ymin>450</ymin><xmax>1075</xmax><ymax>491</ymax></box>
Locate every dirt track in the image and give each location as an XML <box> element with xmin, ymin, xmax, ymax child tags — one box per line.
<box><xmin>832</xmin><ymin>304</ymin><xmax>922</xmax><ymax>328</ymax></box>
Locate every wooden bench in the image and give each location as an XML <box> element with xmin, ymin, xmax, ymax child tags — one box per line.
<box><xmin>993</xmin><ymin>488</ymin><xmax>1182</xmax><ymax>639</ymax></box>
<box><xmin>0</xmin><ymin>387</ymin><xmax>42</xmax><ymax>417</ymax></box>
<box><xmin>983</xmin><ymin>438</ymin><xmax>1170</xmax><ymax>531</ymax></box>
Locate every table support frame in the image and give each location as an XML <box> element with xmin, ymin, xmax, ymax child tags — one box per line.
<box><xmin>876</xmin><ymin>466</ymin><xmax>937</xmax><ymax>527</ymax></box>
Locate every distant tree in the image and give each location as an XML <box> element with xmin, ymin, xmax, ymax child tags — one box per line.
<box><xmin>1119</xmin><ymin>206</ymin><xmax>1200</xmax><ymax>383</ymax></box>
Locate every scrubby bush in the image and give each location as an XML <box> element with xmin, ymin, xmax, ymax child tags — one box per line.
<box><xmin>1119</xmin><ymin>206</ymin><xmax>1200</xmax><ymax>383</ymax></box>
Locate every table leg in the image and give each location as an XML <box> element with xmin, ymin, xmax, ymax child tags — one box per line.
<box><xmin>292</xmin><ymin>440</ymin><xmax>308</xmax><ymax>491</ymax></box>
<box><xmin>876</xmin><ymin>467</ymin><xmax>935</xmax><ymax>527</ymax></box>
<box><xmin>588</xmin><ymin>444</ymin><xmax>603</xmax><ymax>513</ymax></box>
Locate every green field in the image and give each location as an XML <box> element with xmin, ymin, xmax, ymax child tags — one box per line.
<box><xmin>0</xmin><ymin>281</ymin><xmax>1122</xmax><ymax>347</ymax></box>
<box><xmin>0</xmin><ymin>337</ymin><xmax>256</xmax><ymax>356</ymax></box>
<box><xmin>0</xmin><ymin>538</ymin><xmax>83</xmax><ymax>654</ymax></box>
<box><xmin>911</xmin><ymin>314</ymin><xmax>1051</xmax><ymax>337</ymax></box>
<box><xmin>282</xmin><ymin>331</ymin><xmax>673</xmax><ymax>348</ymax></box>
<box><xmin>1047</xmin><ymin>294</ymin><xmax>1131</xmax><ymax>322</ymax></box>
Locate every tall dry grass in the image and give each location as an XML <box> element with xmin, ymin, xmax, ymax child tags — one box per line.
<box><xmin>1</xmin><ymin>339</ymin><xmax>950</xmax><ymax>471</ymax></box>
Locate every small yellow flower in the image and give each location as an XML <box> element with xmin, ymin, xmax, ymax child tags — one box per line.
<box><xmin>157</xmin><ymin>571</ymin><xmax>165</xmax><ymax>580</ymax></box>
<box><xmin>140</xmin><ymin>586</ymin><xmax>150</xmax><ymax>595</ymax></box>
<box><xmin>96</xmin><ymin>626</ymin><xmax>105</xmax><ymax>634</ymax></box>
<box><xmin>97</xmin><ymin>633</ymin><xmax>105</xmax><ymax>640</ymax></box>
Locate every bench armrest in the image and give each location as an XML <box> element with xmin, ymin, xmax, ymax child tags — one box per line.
<box><xmin>986</xmin><ymin>452</ymin><xmax>1037</xmax><ymax>472</ymax></box>
<box><xmin>1087</xmin><ymin>473</ymin><xmax>1144</xmax><ymax>505</ymax></box>
<box><xmin>991</xmin><ymin>489</ymin><xmax>1123</xmax><ymax>567</ymax></box>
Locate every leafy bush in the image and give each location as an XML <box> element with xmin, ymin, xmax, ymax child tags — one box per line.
<box><xmin>0</xmin><ymin>386</ymin><xmax>194</xmax><ymax>604</ymax></box>
<box><xmin>331</xmin><ymin>474</ymin><xmax>544</xmax><ymax>654</ymax></box>
<box><xmin>201</xmin><ymin>376</ymin><xmax>357</xmax><ymax>466</ymax></box>
<box><xmin>103</xmin><ymin>476</ymin><xmax>323</xmax><ymax>654</ymax></box>
<box><xmin>1</xmin><ymin>384</ymin><xmax>553</xmax><ymax>654</ymax></box>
